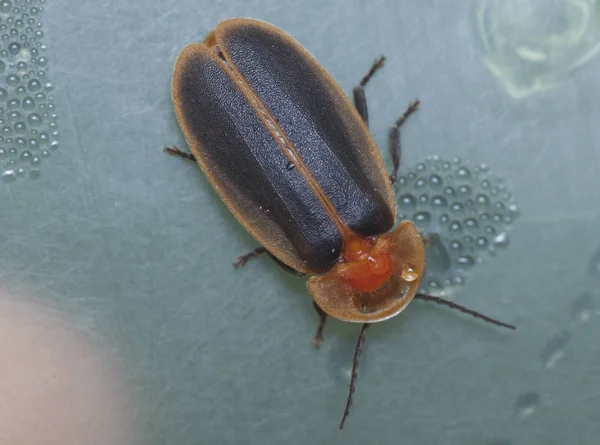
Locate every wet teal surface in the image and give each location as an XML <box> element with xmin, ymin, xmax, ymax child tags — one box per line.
<box><xmin>1</xmin><ymin>0</ymin><xmax>599</xmax><ymax>443</ymax></box>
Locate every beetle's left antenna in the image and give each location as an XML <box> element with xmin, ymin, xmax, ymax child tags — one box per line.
<box><xmin>339</xmin><ymin>323</ymin><xmax>370</xmax><ymax>430</ymax></box>
<box><xmin>414</xmin><ymin>294</ymin><xmax>516</xmax><ymax>330</ymax></box>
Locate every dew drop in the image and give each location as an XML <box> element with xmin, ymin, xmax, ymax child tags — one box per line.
<box><xmin>415</xmin><ymin>177</ymin><xmax>426</xmax><ymax>189</ymax></box>
<box><xmin>450</xmin><ymin>202</ymin><xmax>464</xmax><ymax>214</ymax></box>
<box><xmin>476</xmin><ymin>236</ymin><xmax>488</xmax><ymax>248</ymax></box>
<box><xmin>456</xmin><ymin>166</ymin><xmax>471</xmax><ymax>179</ymax></box>
<box><xmin>21</xmin><ymin>96</ymin><xmax>34</xmax><ymax>109</ymax></box>
<box><xmin>429</xmin><ymin>174</ymin><xmax>442</xmax><ymax>188</ymax></box>
<box><xmin>19</xmin><ymin>149</ymin><xmax>31</xmax><ymax>162</ymax></box>
<box><xmin>439</xmin><ymin>213</ymin><xmax>449</xmax><ymax>224</ymax></box>
<box><xmin>457</xmin><ymin>255</ymin><xmax>475</xmax><ymax>268</ymax></box>
<box><xmin>476</xmin><ymin>194</ymin><xmax>489</xmax><ymax>208</ymax></box>
<box><xmin>27</xmin><ymin>78</ymin><xmax>40</xmax><ymax>91</ymax></box>
<box><xmin>458</xmin><ymin>184</ymin><xmax>471</xmax><ymax>195</ymax></box>
<box><xmin>449</xmin><ymin>220</ymin><xmax>463</xmax><ymax>232</ymax></box>
<box><xmin>419</xmin><ymin>194</ymin><xmax>428</xmax><ymax>205</ymax></box>
<box><xmin>0</xmin><ymin>1</ymin><xmax>12</xmax><ymax>14</ymax></box>
<box><xmin>7</xmin><ymin>41</ymin><xmax>20</xmax><ymax>54</ymax></box>
<box><xmin>493</xmin><ymin>232</ymin><xmax>509</xmax><ymax>249</ymax></box>
<box><xmin>5</xmin><ymin>73</ymin><xmax>19</xmax><ymax>86</ymax></box>
<box><xmin>401</xmin><ymin>264</ymin><xmax>419</xmax><ymax>282</ymax></box>
<box><xmin>425</xmin><ymin>280</ymin><xmax>441</xmax><ymax>290</ymax></box>
<box><xmin>464</xmin><ymin>218</ymin><xmax>479</xmax><ymax>230</ymax></box>
<box><xmin>485</xmin><ymin>226</ymin><xmax>496</xmax><ymax>235</ymax></box>
<box><xmin>431</xmin><ymin>195</ymin><xmax>447</xmax><ymax>209</ymax></box>
<box><xmin>1</xmin><ymin>168</ymin><xmax>16</xmax><ymax>182</ymax></box>
<box><xmin>285</xmin><ymin>161</ymin><xmax>294</xmax><ymax>170</ymax></box>
<box><xmin>443</xmin><ymin>186</ymin><xmax>455</xmax><ymax>196</ymax></box>
<box><xmin>398</xmin><ymin>193</ymin><xmax>417</xmax><ymax>211</ymax></box>
<box><xmin>450</xmin><ymin>240</ymin><xmax>462</xmax><ymax>251</ymax></box>
<box><xmin>413</xmin><ymin>211</ymin><xmax>431</xmax><ymax>228</ymax></box>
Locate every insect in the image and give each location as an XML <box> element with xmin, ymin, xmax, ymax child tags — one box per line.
<box><xmin>165</xmin><ymin>18</ymin><xmax>515</xmax><ymax>430</ymax></box>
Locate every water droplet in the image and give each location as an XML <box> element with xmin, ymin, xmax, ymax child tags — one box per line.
<box><xmin>485</xmin><ymin>226</ymin><xmax>496</xmax><ymax>235</ymax></box>
<box><xmin>1</xmin><ymin>168</ymin><xmax>16</xmax><ymax>182</ymax></box>
<box><xmin>401</xmin><ymin>264</ymin><xmax>419</xmax><ymax>282</ymax></box>
<box><xmin>413</xmin><ymin>211</ymin><xmax>431</xmax><ymax>228</ymax></box>
<box><xmin>458</xmin><ymin>184</ymin><xmax>471</xmax><ymax>195</ymax></box>
<box><xmin>481</xmin><ymin>179</ymin><xmax>490</xmax><ymax>189</ymax></box>
<box><xmin>419</xmin><ymin>194</ymin><xmax>428</xmax><ymax>205</ymax></box>
<box><xmin>7</xmin><ymin>41</ymin><xmax>20</xmax><ymax>54</ymax></box>
<box><xmin>415</xmin><ymin>177</ymin><xmax>426</xmax><ymax>189</ymax></box>
<box><xmin>493</xmin><ymin>232</ymin><xmax>509</xmax><ymax>249</ymax></box>
<box><xmin>457</xmin><ymin>256</ymin><xmax>475</xmax><ymax>268</ymax></box>
<box><xmin>416</xmin><ymin>163</ymin><xmax>426</xmax><ymax>171</ymax></box>
<box><xmin>398</xmin><ymin>193</ymin><xmax>417</xmax><ymax>211</ymax></box>
<box><xmin>0</xmin><ymin>1</ymin><xmax>12</xmax><ymax>14</ymax></box>
<box><xmin>449</xmin><ymin>221</ymin><xmax>463</xmax><ymax>232</ymax></box>
<box><xmin>450</xmin><ymin>240</ymin><xmax>462</xmax><ymax>251</ymax></box>
<box><xmin>443</xmin><ymin>186</ymin><xmax>455</xmax><ymax>196</ymax></box>
<box><xmin>22</xmin><ymin>96</ymin><xmax>34</xmax><ymax>109</ymax></box>
<box><xmin>428</xmin><ymin>280</ymin><xmax>441</xmax><ymax>289</ymax></box>
<box><xmin>429</xmin><ymin>174</ymin><xmax>442</xmax><ymax>188</ymax></box>
<box><xmin>456</xmin><ymin>167</ymin><xmax>471</xmax><ymax>179</ymax></box>
<box><xmin>540</xmin><ymin>331</ymin><xmax>571</xmax><ymax>368</ymax></box>
<box><xmin>450</xmin><ymin>202</ymin><xmax>464</xmax><ymax>214</ymax></box>
<box><xmin>439</xmin><ymin>214</ymin><xmax>449</xmax><ymax>224</ymax></box>
<box><xmin>464</xmin><ymin>218</ymin><xmax>479</xmax><ymax>230</ymax></box>
<box><xmin>515</xmin><ymin>392</ymin><xmax>539</xmax><ymax>418</ymax></box>
<box><xmin>476</xmin><ymin>236</ymin><xmax>488</xmax><ymax>248</ymax></box>
<box><xmin>476</xmin><ymin>193</ymin><xmax>489</xmax><ymax>208</ymax></box>
<box><xmin>6</xmin><ymin>73</ymin><xmax>19</xmax><ymax>86</ymax></box>
<box><xmin>20</xmin><ymin>149</ymin><xmax>31</xmax><ymax>162</ymax></box>
<box><xmin>431</xmin><ymin>195</ymin><xmax>447</xmax><ymax>209</ymax></box>
<box><xmin>13</xmin><ymin>121</ymin><xmax>25</xmax><ymax>133</ymax></box>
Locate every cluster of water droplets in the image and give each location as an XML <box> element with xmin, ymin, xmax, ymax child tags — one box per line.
<box><xmin>395</xmin><ymin>155</ymin><xmax>519</xmax><ymax>295</ymax></box>
<box><xmin>0</xmin><ymin>0</ymin><xmax>57</xmax><ymax>182</ymax></box>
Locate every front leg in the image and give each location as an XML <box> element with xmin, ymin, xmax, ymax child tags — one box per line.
<box><xmin>388</xmin><ymin>100</ymin><xmax>420</xmax><ymax>184</ymax></box>
<box><xmin>352</xmin><ymin>55</ymin><xmax>386</xmax><ymax>126</ymax></box>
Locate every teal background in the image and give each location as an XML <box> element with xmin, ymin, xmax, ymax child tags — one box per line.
<box><xmin>2</xmin><ymin>0</ymin><xmax>600</xmax><ymax>443</ymax></box>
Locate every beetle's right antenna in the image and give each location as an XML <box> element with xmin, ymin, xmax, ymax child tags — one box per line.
<box><xmin>339</xmin><ymin>323</ymin><xmax>370</xmax><ymax>430</ymax></box>
<box><xmin>414</xmin><ymin>294</ymin><xmax>516</xmax><ymax>330</ymax></box>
